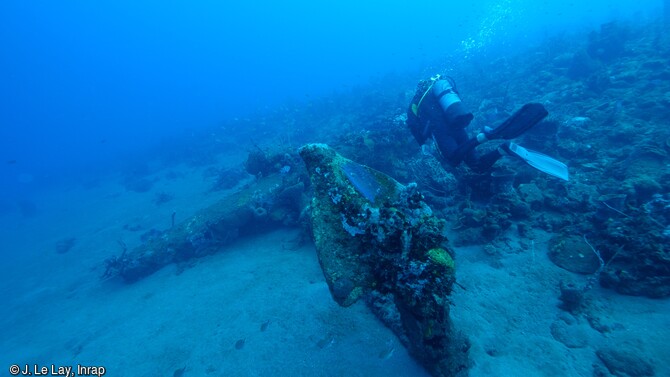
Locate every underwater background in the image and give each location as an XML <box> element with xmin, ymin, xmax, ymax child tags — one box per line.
<box><xmin>1</xmin><ymin>1</ymin><xmax>668</xmax><ymax>376</ymax></box>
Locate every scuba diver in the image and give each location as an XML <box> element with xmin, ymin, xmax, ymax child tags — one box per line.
<box><xmin>407</xmin><ymin>75</ymin><xmax>568</xmax><ymax>181</ymax></box>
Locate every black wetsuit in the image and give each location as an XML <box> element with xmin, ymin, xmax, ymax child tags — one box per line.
<box><xmin>407</xmin><ymin>79</ymin><xmax>502</xmax><ymax>173</ymax></box>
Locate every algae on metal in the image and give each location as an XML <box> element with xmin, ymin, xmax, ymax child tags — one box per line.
<box><xmin>299</xmin><ymin>143</ymin><xmax>469</xmax><ymax>377</ymax></box>
<box><xmin>105</xmin><ymin>173</ymin><xmax>290</xmax><ymax>282</ymax></box>
<box><xmin>299</xmin><ymin>143</ymin><xmax>402</xmax><ymax>306</ymax></box>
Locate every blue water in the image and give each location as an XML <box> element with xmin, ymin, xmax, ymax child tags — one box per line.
<box><xmin>0</xmin><ymin>0</ymin><xmax>659</xmax><ymax>195</ymax></box>
<box><xmin>1</xmin><ymin>1</ymin><xmax>666</xmax><ymax>376</ymax></box>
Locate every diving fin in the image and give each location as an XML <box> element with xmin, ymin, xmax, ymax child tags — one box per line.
<box><xmin>451</xmin><ymin>103</ymin><xmax>549</xmax><ymax>164</ymax></box>
<box><xmin>482</xmin><ymin>103</ymin><xmax>548</xmax><ymax>141</ymax></box>
<box><xmin>507</xmin><ymin>142</ymin><xmax>569</xmax><ymax>181</ymax></box>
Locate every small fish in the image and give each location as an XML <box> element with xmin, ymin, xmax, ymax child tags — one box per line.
<box><xmin>316</xmin><ymin>334</ymin><xmax>335</xmax><ymax>349</ymax></box>
<box><xmin>7</xmin><ymin>160</ymin><xmax>17</xmax><ymax>164</ymax></box>
<box><xmin>235</xmin><ymin>338</ymin><xmax>245</xmax><ymax>350</ymax></box>
<box><xmin>379</xmin><ymin>344</ymin><xmax>395</xmax><ymax>360</ymax></box>
<box><xmin>260</xmin><ymin>320</ymin><xmax>270</xmax><ymax>332</ymax></box>
<box><xmin>173</xmin><ymin>366</ymin><xmax>186</xmax><ymax>377</ymax></box>
<box><xmin>378</xmin><ymin>339</ymin><xmax>396</xmax><ymax>360</ymax></box>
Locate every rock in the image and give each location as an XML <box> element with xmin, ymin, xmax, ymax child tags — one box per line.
<box><xmin>550</xmin><ymin>320</ymin><xmax>589</xmax><ymax>348</ymax></box>
<box><xmin>596</xmin><ymin>346</ymin><xmax>655</xmax><ymax>376</ymax></box>
<box><xmin>548</xmin><ymin>234</ymin><xmax>602</xmax><ymax>274</ymax></box>
<box><xmin>558</xmin><ymin>281</ymin><xmax>585</xmax><ymax>313</ymax></box>
<box><xmin>299</xmin><ymin>143</ymin><xmax>470</xmax><ymax>377</ymax></box>
<box><xmin>518</xmin><ymin>183</ymin><xmax>544</xmax><ymax>208</ymax></box>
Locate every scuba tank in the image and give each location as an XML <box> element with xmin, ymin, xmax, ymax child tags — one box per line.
<box><xmin>432</xmin><ymin>78</ymin><xmax>473</xmax><ymax>128</ymax></box>
<box><xmin>406</xmin><ymin>76</ymin><xmax>473</xmax><ymax>145</ymax></box>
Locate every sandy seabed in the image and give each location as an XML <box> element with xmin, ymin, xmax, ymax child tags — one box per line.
<box><xmin>1</xmin><ymin>160</ymin><xmax>668</xmax><ymax>377</ymax></box>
